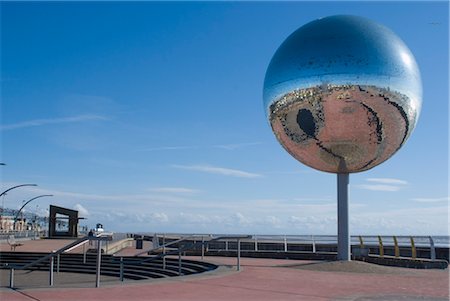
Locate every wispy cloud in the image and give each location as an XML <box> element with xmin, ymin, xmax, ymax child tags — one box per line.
<box><xmin>147</xmin><ymin>187</ymin><xmax>201</xmax><ymax>194</ymax></box>
<box><xmin>356</xmin><ymin>178</ymin><xmax>408</xmax><ymax>192</ymax></box>
<box><xmin>171</xmin><ymin>164</ymin><xmax>263</xmax><ymax>178</ymax></box>
<box><xmin>213</xmin><ymin>142</ymin><xmax>261</xmax><ymax>150</ymax></box>
<box><xmin>1</xmin><ymin>114</ymin><xmax>108</xmax><ymax>131</ymax></box>
<box><xmin>366</xmin><ymin>178</ymin><xmax>408</xmax><ymax>185</ymax></box>
<box><xmin>139</xmin><ymin>142</ymin><xmax>260</xmax><ymax>152</ymax></box>
<box><xmin>412</xmin><ymin>197</ymin><xmax>449</xmax><ymax>203</ymax></box>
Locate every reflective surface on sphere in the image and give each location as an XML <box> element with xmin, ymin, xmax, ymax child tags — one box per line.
<box><xmin>264</xmin><ymin>15</ymin><xmax>422</xmax><ymax>173</ymax></box>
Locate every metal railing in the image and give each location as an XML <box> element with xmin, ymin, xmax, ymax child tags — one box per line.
<box><xmin>4</xmin><ymin>233</ymin><xmax>113</xmax><ymax>289</ymax></box>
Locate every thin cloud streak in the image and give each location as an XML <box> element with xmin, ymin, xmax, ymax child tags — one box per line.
<box><xmin>366</xmin><ymin>178</ymin><xmax>408</xmax><ymax>185</ymax></box>
<box><xmin>139</xmin><ymin>142</ymin><xmax>261</xmax><ymax>152</ymax></box>
<box><xmin>147</xmin><ymin>187</ymin><xmax>201</xmax><ymax>194</ymax></box>
<box><xmin>1</xmin><ymin>114</ymin><xmax>108</xmax><ymax>131</ymax></box>
<box><xmin>412</xmin><ymin>197</ymin><xmax>449</xmax><ymax>203</ymax></box>
<box><xmin>356</xmin><ymin>184</ymin><xmax>402</xmax><ymax>192</ymax></box>
<box><xmin>171</xmin><ymin>164</ymin><xmax>263</xmax><ymax>178</ymax></box>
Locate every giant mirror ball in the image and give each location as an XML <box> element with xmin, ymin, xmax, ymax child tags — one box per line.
<box><xmin>263</xmin><ymin>15</ymin><xmax>422</xmax><ymax>173</ymax></box>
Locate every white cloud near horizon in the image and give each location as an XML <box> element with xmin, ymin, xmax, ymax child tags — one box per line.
<box><xmin>366</xmin><ymin>178</ymin><xmax>408</xmax><ymax>185</ymax></box>
<box><xmin>139</xmin><ymin>142</ymin><xmax>261</xmax><ymax>152</ymax></box>
<box><xmin>412</xmin><ymin>197</ymin><xmax>450</xmax><ymax>203</ymax></box>
<box><xmin>356</xmin><ymin>178</ymin><xmax>408</xmax><ymax>192</ymax></box>
<box><xmin>147</xmin><ymin>187</ymin><xmax>201</xmax><ymax>194</ymax></box>
<box><xmin>73</xmin><ymin>203</ymin><xmax>89</xmax><ymax>217</ymax></box>
<box><xmin>1</xmin><ymin>114</ymin><xmax>108</xmax><ymax>131</ymax></box>
<box><xmin>171</xmin><ymin>164</ymin><xmax>263</xmax><ymax>178</ymax></box>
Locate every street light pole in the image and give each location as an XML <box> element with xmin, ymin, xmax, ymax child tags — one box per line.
<box><xmin>14</xmin><ymin>195</ymin><xmax>53</xmax><ymax>230</ymax></box>
<box><xmin>1</xmin><ymin>184</ymin><xmax>38</xmax><ymax>216</ymax></box>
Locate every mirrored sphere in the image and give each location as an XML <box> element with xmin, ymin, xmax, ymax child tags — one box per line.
<box><xmin>263</xmin><ymin>15</ymin><xmax>422</xmax><ymax>173</ymax></box>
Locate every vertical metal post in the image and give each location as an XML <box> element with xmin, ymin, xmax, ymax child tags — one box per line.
<box><xmin>237</xmin><ymin>238</ymin><xmax>241</xmax><ymax>271</ymax></box>
<box><xmin>312</xmin><ymin>235</ymin><xmax>316</xmax><ymax>253</ymax></box>
<box><xmin>83</xmin><ymin>243</ymin><xmax>87</xmax><ymax>264</ymax></box>
<box><xmin>358</xmin><ymin>236</ymin><xmax>364</xmax><ymax>248</ymax></box>
<box><xmin>254</xmin><ymin>235</ymin><xmax>258</xmax><ymax>251</ymax></box>
<box><xmin>393</xmin><ymin>236</ymin><xmax>400</xmax><ymax>258</ymax></box>
<box><xmin>57</xmin><ymin>254</ymin><xmax>60</xmax><ymax>273</ymax></box>
<box><xmin>410</xmin><ymin>237</ymin><xmax>416</xmax><ymax>260</ymax></box>
<box><xmin>95</xmin><ymin>240</ymin><xmax>102</xmax><ymax>288</ymax></box>
<box><xmin>284</xmin><ymin>235</ymin><xmax>287</xmax><ymax>252</ymax></box>
<box><xmin>9</xmin><ymin>268</ymin><xmax>14</xmax><ymax>288</ymax></box>
<box><xmin>430</xmin><ymin>236</ymin><xmax>436</xmax><ymax>261</ymax></box>
<box><xmin>378</xmin><ymin>236</ymin><xmax>384</xmax><ymax>258</ymax></box>
<box><xmin>337</xmin><ymin>173</ymin><xmax>350</xmax><ymax>261</ymax></box>
<box><xmin>225</xmin><ymin>240</ymin><xmax>228</xmax><ymax>251</ymax></box>
<box><xmin>178</xmin><ymin>250</ymin><xmax>182</xmax><ymax>276</ymax></box>
<box><xmin>201</xmin><ymin>236</ymin><xmax>205</xmax><ymax>260</ymax></box>
<box><xmin>120</xmin><ymin>257</ymin><xmax>124</xmax><ymax>281</ymax></box>
<box><xmin>49</xmin><ymin>253</ymin><xmax>54</xmax><ymax>286</ymax></box>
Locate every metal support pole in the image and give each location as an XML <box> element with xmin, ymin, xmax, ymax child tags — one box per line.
<box><xmin>83</xmin><ymin>243</ymin><xmax>87</xmax><ymax>264</ymax></box>
<box><xmin>178</xmin><ymin>251</ymin><xmax>182</xmax><ymax>276</ymax></box>
<box><xmin>95</xmin><ymin>240</ymin><xmax>102</xmax><ymax>288</ymax></box>
<box><xmin>120</xmin><ymin>257</ymin><xmax>124</xmax><ymax>281</ymax></box>
<box><xmin>254</xmin><ymin>235</ymin><xmax>258</xmax><ymax>251</ymax></box>
<box><xmin>237</xmin><ymin>238</ymin><xmax>241</xmax><ymax>271</ymax></box>
<box><xmin>57</xmin><ymin>254</ymin><xmax>60</xmax><ymax>273</ymax></box>
<box><xmin>225</xmin><ymin>240</ymin><xmax>228</xmax><ymax>251</ymax></box>
<box><xmin>49</xmin><ymin>253</ymin><xmax>54</xmax><ymax>286</ymax></box>
<box><xmin>393</xmin><ymin>236</ymin><xmax>400</xmax><ymax>258</ymax></box>
<box><xmin>337</xmin><ymin>173</ymin><xmax>350</xmax><ymax>261</ymax></box>
<box><xmin>163</xmin><ymin>247</ymin><xmax>166</xmax><ymax>270</ymax></box>
<box><xmin>312</xmin><ymin>235</ymin><xmax>316</xmax><ymax>253</ymax></box>
<box><xmin>201</xmin><ymin>236</ymin><xmax>205</xmax><ymax>260</ymax></box>
<box><xmin>410</xmin><ymin>237</ymin><xmax>416</xmax><ymax>260</ymax></box>
<box><xmin>378</xmin><ymin>236</ymin><xmax>384</xmax><ymax>258</ymax></box>
<box><xmin>284</xmin><ymin>235</ymin><xmax>287</xmax><ymax>252</ymax></box>
<box><xmin>430</xmin><ymin>236</ymin><xmax>436</xmax><ymax>261</ymax></box>
<box><xmin>9</xmin><ymin>268</ymin><xmax>14</xmax><ymax>288</ymax></box>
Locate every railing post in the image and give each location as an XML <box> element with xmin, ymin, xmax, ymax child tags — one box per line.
<box><xmin>358</xmin><ymin>236</ymin><xmax>364</xmax><ymax>248</ymax></box>
<box><xmin>120</xmin><ymin>257</ymin><xmax>124</xmax><ymax>281</ymax></box>
<box><xmin>178</xmin><ymin>250</ymin><xmax>182</xmax><ymax>276</ymax></box>
<box><xmin>312</xmin><ymin>235</ymin><xmax>316</xmax><ymax>253</ymax></box>
<box><xmin>237</xmin><ymin>238</ymin><xmax>241</xmax><ymax>271</ymax></box>
<box><xmin>83</xmin><ymin>243</ymin><xmax>87</xmax><ymax>264</ymax></box>
<box><xmin>393</xmin><ymin>236</ymin><xmax>400</xmax><ymax>258</ymax></box>
<box><xmin>9</xmin><ymin>268</ymin><xmax>14</xmax><ymax>288</ymax></box>
<box><xmin>377</xmin><ymin>236</ymin><xmax>384</xmax><ymax>258</ymax></box>
<box><xmin>429</xmin><ymin>236</ymin><xmax>436</xmax><ymax>261</ymax></box>
<box><xmin>49</xmin><ymin>252</ymin><xmax>54</xmax><ymax>286</ymax></box>
<box><xmin>96</xmin><ymin>240</ymin><xmax>102</xmax><ymax>288</ymax></box>
<box><xmin>410</xmin><ymin>236</ymin><xmax>416</xmax><ymax>260</ymax></box>
<box><xmin>284</xmin><ymin>235</ymin><xmax>287</xmax><ymax>252</ymax></box>
<box><xmin>201</xmin><ymin>236</ymin><xmax>205</xmax><ymax>260</ymax></box>
<box><xmin>254</xmin><ymin>235</ymin><xmax>258</xmax><ymax>251</ymax></box>
<box><xmin>57</xmin><ymin>254</ymin><xmax>60</xmax><ymax>273</ymax></box>
<box><xmin>225</xmin><ymin>240</ymin><xmax>228</xmax><ymax>251</ymax></box>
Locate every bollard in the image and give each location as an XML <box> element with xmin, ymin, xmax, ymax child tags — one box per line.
<box><xmin>393</xmin><ymin>236</ymin><xmax>400</xmax><ymax>258</ymax></box>
<box><xmin>410</xmin><ymin>237</ymin><xmax>416</xmax><ymax>260</ymax></box>
<box><xmin>429</xmin><ymin>236</ymin><xmax>436</xmax><ymax>261</ymax></box>
<box><xmin>377</xmin><ymin>236</ymin><xmax>384</xmax><ymax>258</ymax></box>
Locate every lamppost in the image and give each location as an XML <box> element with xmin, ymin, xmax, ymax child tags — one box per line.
<box><xmin>1</xmin><ymin>184</ymin><xmax>38</xmax><ymax>216</ymax></box>
<box><xmin>14</xmin><ymin>194</ymin><xmax>53</xmax><ymax>230</ymax></box>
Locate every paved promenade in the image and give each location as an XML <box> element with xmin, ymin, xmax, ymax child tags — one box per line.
<box><xmin>0</xmin><ymin>239</ymin><xmax>448</xmax><ymax>301</ymax></box>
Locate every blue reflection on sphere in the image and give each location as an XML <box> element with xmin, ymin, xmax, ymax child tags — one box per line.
<box><xmin>263</xmin><ymin>15</ymin><xmax>422</xmax><ymax>173</ymax></box>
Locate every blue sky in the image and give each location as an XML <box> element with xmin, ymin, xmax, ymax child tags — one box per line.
<box><xmin>1</xmin><ymin>1</ymin><xmax>448</xmax><ymax>235</ymax></box>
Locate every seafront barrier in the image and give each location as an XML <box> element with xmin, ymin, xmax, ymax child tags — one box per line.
<box><xmin>129</xmin><ymin>233</ymin><xmax>449</xmax><ymax>265</ymax></box>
